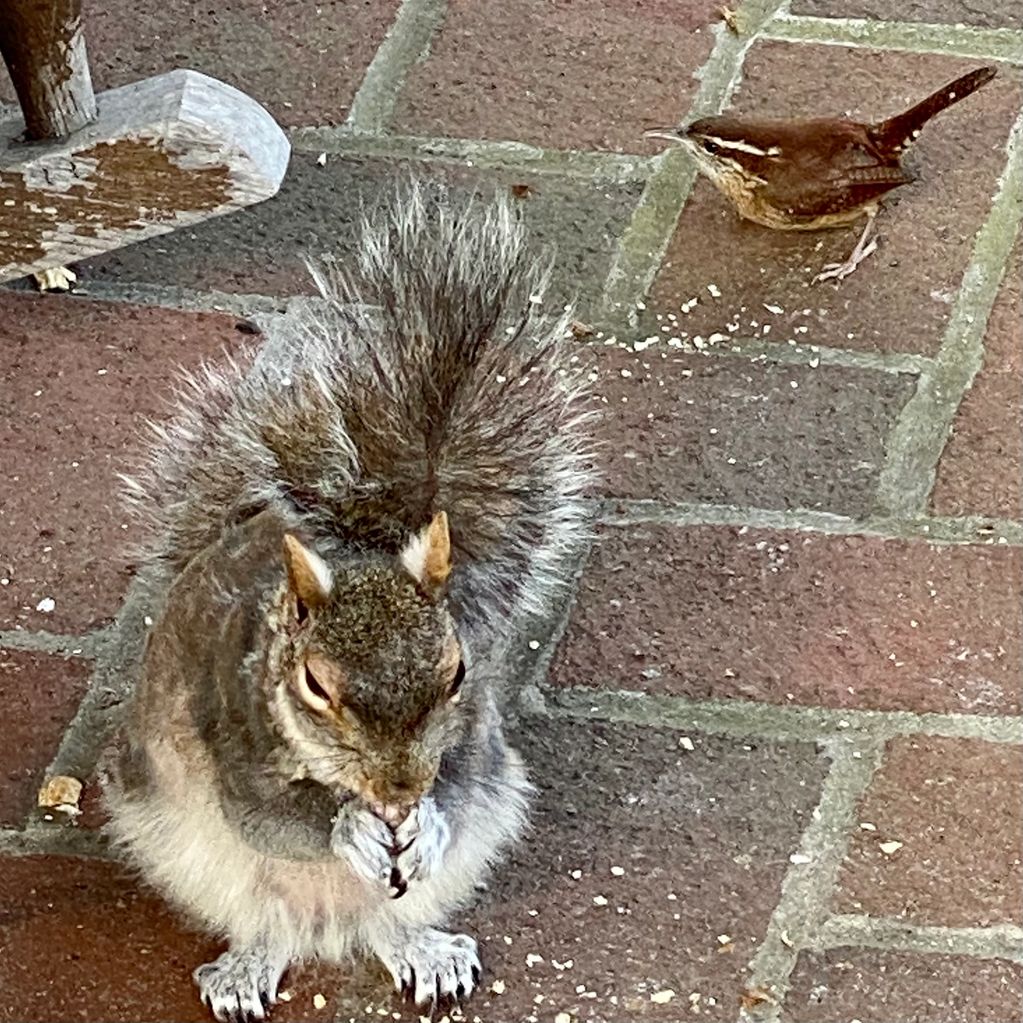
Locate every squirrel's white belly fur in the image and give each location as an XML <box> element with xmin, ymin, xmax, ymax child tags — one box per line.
<box><xmin>105</xmin><ymin>733</ymin><xmax>530</xmax><ymax>962</ymax></box>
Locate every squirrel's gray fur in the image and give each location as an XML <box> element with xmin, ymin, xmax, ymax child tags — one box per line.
<box><xmin>102</xmin><ymin>183</ymin><xmax>598</xmax><ymax>1023</ymax></box>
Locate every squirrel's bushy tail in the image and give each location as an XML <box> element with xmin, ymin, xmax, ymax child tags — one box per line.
<box><xmin>124</xmin><ymin>183</ymin><xmax>598</xmax><ymax>633</ymax></box>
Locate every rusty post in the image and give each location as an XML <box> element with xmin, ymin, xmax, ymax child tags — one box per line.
<box><xmin>0</xmin><ymin>0</ymin><xmax>97</xmax><ymax>139</ymax></box>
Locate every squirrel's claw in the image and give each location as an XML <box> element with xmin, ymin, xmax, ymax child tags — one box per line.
<box><xmin>194</xmin><ymin>947</ymin><xmax>286</xmax><ymax>1023</ymax></box>
<box><xmin>393</xmin><ymin>796</ymin><xmax>451</xmax><ymax>889</ymax></box>
<box><xmin>375</xmin><ymin>928</ymin><xmax>481</xmax><ymax>1011</ymax></box>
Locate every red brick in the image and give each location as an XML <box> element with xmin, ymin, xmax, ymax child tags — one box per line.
<box><xmin>0</xmin><ymin>855</ymin><xmax>343</xmax><ymax>1023</ymax></box>
<box><xmin>551</xmin><ymin>525</ymin><xmax>1022</xmax><ymax>715</ymax></box>
<box><xmin>79</xmin><ymin>155</ymin><xmax>642</xmax><ymax>305</ymax></box>
<box><xmin>786</xmin><ymin>948</ymin><xmax>1023</xmax><ymax>1022</ymax></box>
<box><xmin>649</xmin><ymin>44</ymin><xmax>1021</xmax><ymax>357</ymax></box>
<box><xmin>791</xmin><ymin>0</ymin><xmax>1018</xmax><ymax>28</ymax></box>
<box><xmin>835</xmin><ymin>737</ymin><xmax>1023</xmax><ymax>926</ymax></box>
<box><xmin>0</xmin><ymin>293</ymin><xmax>252</xmax><ymax>632</ymax></box>
<box><xmin>394</xmin><ymin>0</ymin><xmax>718</xmax><ymax>153</ymax></box>
<box><xmin>588</xmin><ymin>345</ymin><xmax>913</xmax><ymax>516</ymax></box>
<box><xmin>932</xmin><ymin>239</ymin><xmax>1022</xmax><ymax>520</ymax></box>
<box><xmin>0</xmin><ymin>1</ymin><xmax>399</xmax><ymax>128</ymax></box>
<box><xmin>0</xmin><ymin>651</ymin><xmax>91</xmax><ymax>826</ymax></box>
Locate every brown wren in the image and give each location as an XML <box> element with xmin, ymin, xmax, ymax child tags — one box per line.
<box><xmin>646</xmin><ymin>66</ymin><xmax>997</xmax><ymax>283</ymax></box>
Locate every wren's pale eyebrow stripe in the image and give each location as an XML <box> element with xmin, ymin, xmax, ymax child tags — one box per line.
<box><xmin>702</xmin><ymin>135</ymin><xmax>775</xmax><ymax>158</ymax></box>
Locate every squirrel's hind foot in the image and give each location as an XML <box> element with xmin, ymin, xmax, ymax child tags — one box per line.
<box><xmin>194</xmin><ymin>945</ymin><xmax>288</xmax><ymax>1023</ymax></box>
<box><xmin>376</xmin><ymin>927</ymin><xmax>481</xmax><ymax>1010</ymax></box>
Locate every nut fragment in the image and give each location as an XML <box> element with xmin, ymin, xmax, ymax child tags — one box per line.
<box><xmin>32</xmin><ymin>266</ymin><xmax>77</xmax><ymax>292</ymax></box>
<box><xmin>650</xmin><ymin>989</ymin><xmax>675</xmax><ymax>1004</ymax></box>
<box><xmin>718</xmin><ymin>5</ymin><xmax>740</xmax><ymax>32</ymax></box>
<box><xmin>312</xmin><ymin>993</ymin><xmax>327</xmax><ymax>1010</ymax></box>
<box><xmin>37</xmin><ymin>775</ymin><xmax>83</xmax><ymax>816</ymax></box>
<box><xmin>740</xmin><ymin>986</ymin><xmax>775</xmax><ymax>1010</ymax></box>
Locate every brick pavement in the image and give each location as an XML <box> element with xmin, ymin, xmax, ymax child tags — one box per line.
<box><xmin>1</xmin><ymin>1</ymin><xmax>1021</xmax><ymax>1021</ymax></box>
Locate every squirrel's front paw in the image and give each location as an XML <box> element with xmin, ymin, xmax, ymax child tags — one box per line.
<box><xmin>393</xmin><ymin>795</ymin><xmax>451</xmax><ymax>888</ymax></box>
<box><xmin>330</xmin><ymin>802</ymin><xmax>395</xmax><ymax>891</ymax></box>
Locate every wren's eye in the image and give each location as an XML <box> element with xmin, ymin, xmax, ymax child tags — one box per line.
<box><xmin>449</xmin><ymin>659</ymin><xmax>466</xmax><ymax>699</ymax></box>
<box><xmin>702</xmin><ymin>140</ymin><xmax>721</xmax><ymax>156</ymax></box>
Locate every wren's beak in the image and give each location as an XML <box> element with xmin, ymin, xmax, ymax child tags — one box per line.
<box><xmin>643</xmin><ymin>127</ymin><xmax>686</xmax><ymax>145</ymax></box>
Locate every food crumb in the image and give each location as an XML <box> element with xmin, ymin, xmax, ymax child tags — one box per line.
<box><xmin>37</xmin><ymin>775</ymin><xmax>83</xmax><ymax>814</ymax></box>
<box><xmin>650</xmin><ymin>989</ymin><xmax>676</xmax><ymax>1004</ymax></box>
<box><xmin>313</xmin><ymin>993</ymin><xmax>327</xmax><ymax>1010</ymax></box>
<box><xmin>491</xmin><ymin>980</ymin><xmax>506</xmax><ymax>994</ymax></box>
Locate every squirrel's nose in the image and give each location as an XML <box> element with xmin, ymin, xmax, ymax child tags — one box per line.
<box><xmin>369</xmin><ymin>799</ymin><xmax>414</xmax><ymax>828</ymax></box>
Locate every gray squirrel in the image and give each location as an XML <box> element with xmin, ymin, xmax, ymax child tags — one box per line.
<box><xmin>100</xmin><ymin>184</ymin><xmax>598</xmax><ymax>1022</ymax></box>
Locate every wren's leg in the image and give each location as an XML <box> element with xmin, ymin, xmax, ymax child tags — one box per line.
<box><xmin>193</xmin><ymin>941</ymin><xmax>289</xmax><ymax>1023</ymax></box>
<box><xmin>813</xmin><ymin>212</ymin><xmax>879</xmax><ymax>284</ymax></box>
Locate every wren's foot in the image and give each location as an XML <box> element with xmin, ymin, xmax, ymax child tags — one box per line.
<box><xmin>813</xmin><ymin>217</ymin><xmax>879</xmax><ymax>284</ymax></box>
<box><xmin>374</xmin><ymin>927</ymin><xmax>482</xmax><ymax>1009</ymax></box>
<box><xmin>194</xmin><ymin>945</ymin><xmax>288</xmax><ymax>1023</ymax></box>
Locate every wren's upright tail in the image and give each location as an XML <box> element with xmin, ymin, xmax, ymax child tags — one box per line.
<box><xmin>870</xmin><ymin>65</ymin><xmax>997</xmax><ymax>153</ymax></box>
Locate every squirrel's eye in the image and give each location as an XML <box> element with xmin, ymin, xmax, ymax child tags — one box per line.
<box><xmin>449</xmin><ymin>659</ymin><xmax>466</xmax><ymax>697</ymax></box>
<box><xmin>304</xmin><ymin>664</ymin><xmax>331</xmax><ymax>705</ymax></box>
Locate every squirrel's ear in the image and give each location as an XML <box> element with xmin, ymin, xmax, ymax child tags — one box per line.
<box><xmin>282</xmin><ymin>534</ymin><xmax>333</xmax><ymax>614</ymax></box>
<box><xmin>400</xmin><ymin>511</ymin><xmax>452</xmax><ymax>596</ymax></box>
